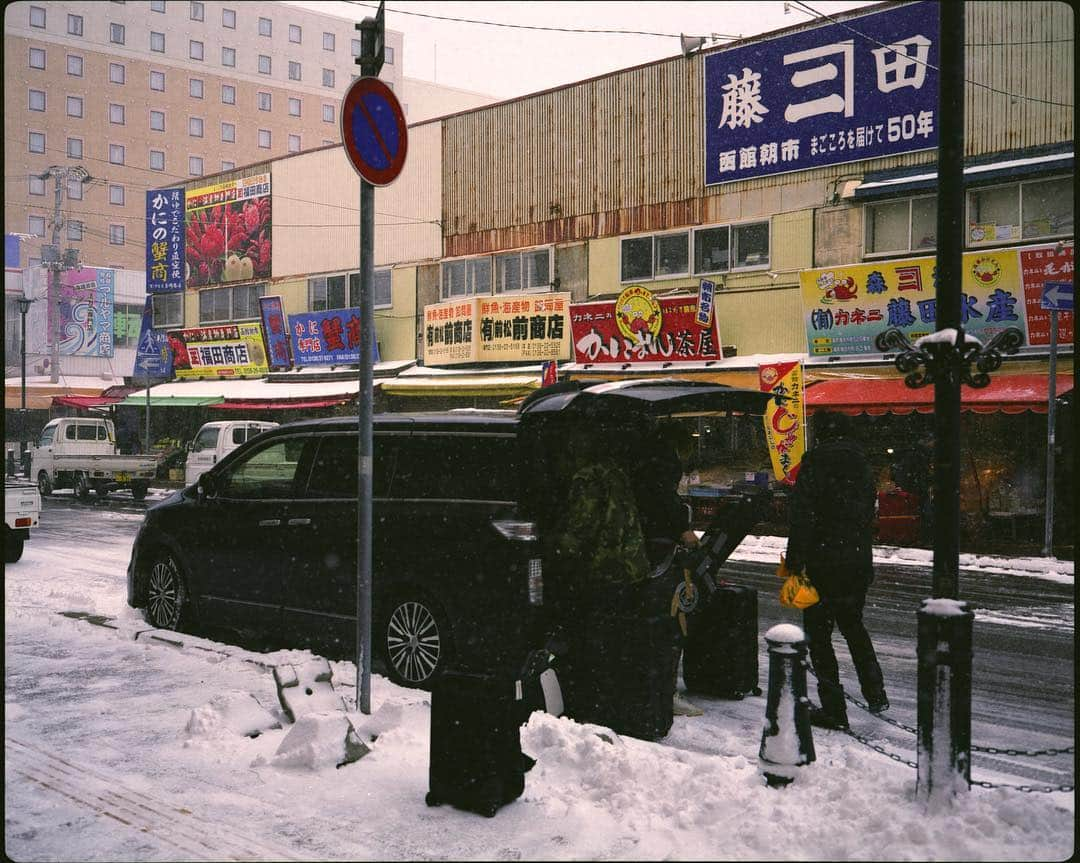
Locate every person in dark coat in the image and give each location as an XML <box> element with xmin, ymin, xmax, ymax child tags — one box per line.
<box><xmin>785</xmin><ymin>411</ymin><xmax>889</xmax><ymax>729</ymax></box>
<box><xmin>635</xmin><ymin>420</ymin><xmax>702</xmax><ymax>717</ymax></box>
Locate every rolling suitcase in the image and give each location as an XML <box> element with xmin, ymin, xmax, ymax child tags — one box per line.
<box><xmin>426</xmin><ymin>672</ymin><xmax>527</xmax><ymax>817</ymax></box>
<box><xmin>682</xmin><ymin>582</ymin><xmax>760</xmax><ymax>698</ymax></box>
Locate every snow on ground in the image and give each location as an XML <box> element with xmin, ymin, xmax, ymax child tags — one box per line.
<box><xmin>4</xmin><ymin>509</ymin><xmax>1075</xmax><ymax>861</ymax></box>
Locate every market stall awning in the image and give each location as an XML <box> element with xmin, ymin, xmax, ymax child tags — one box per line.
<box><xmin>208</xmin><ymin>397</ymin><xmax>352</xmax><ymax>410</ymax></box>
<box><xmin>118</xmin><ymin>394</ymin><xmax>226</xmax><ymax>407</ymax></box>
<box><xmin>379</xmin><ymin>374</ymin><xmax>542</xmax><ymax>398</ymax></box>
<box><xmin>51</xmin><ymin>385</ymin><xmax>142</xmax><ymax>410</ymax></box>
<box><xmin>806</xmin><ymin>373</ymin><xmax>1074</xmax><ymax>416</ymax></box>
<box><xmin>4</xmin><ymin>376</ymin><xmax>128</xmax><ymax>411</ymax></box>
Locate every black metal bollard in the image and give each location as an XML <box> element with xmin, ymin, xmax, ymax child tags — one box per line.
<box><xmin>758</xmin><ymin>623</ymin><xmax>815</xmax><ymax>787</ymax></box>
<box><xmin>916</xmin><ymin>598</ymin><xmax>973</xmax><ymax>802</ymax></box>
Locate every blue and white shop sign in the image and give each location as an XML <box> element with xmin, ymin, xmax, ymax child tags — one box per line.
<box><xmin>704</xmin><ymin>1</ymin><xmax>939</xmax><ymax>185</ymax></box>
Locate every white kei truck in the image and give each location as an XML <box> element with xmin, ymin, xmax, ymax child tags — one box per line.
<box><xmin>5</xmin><ymin>478</ymin><xmax>41</xmax><ymax>562</ymax></box>
<box><xmin>183</xmin><ymin>420</ymin><xmax>279</xmax><ymax>486</ymax></box>
<box><xmin>31</xmin><ymin>417</ymin><xmax>160</xmax><ymax>502</ymax></box>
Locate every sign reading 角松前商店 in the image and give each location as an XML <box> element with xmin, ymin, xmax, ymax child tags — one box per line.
<box><xmin>703</xmin><ymin>0</ymin><xmax>939</xmax><ymax>185</ymax></box>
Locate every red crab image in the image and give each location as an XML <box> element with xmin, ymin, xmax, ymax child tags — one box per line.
<box><xmin>824</xmin><ymin>276</ymin><xmax>858</xmax><ymax>301</ymax></box>
<box><xmin>185</xmin><ymin>197</ymin><xmax>271</xmax><ymax>287</ymax></box>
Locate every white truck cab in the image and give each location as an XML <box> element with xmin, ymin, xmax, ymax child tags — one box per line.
<box><xmin>184</xmin><ymin>420</ymin><xmax>279</xmax><ymax>486</ymax></box>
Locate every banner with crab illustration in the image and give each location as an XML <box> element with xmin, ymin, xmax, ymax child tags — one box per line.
<box><xmin>799</xmin><ymin>249</ymin><xmax>1024</xmax><ymax>357</ymax></box>
<box><xmin>185</xmin><ymin>173</ymin><xmax>272</xmax><ymax>288</ymax></box>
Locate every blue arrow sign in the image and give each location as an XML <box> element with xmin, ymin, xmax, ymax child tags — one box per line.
<box><xmin>1041</xmin><ymin>281</ymin><xmax>1074</xmax><ymax>312</ymax></box>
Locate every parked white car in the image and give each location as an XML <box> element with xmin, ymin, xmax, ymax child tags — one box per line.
<box><xmin>5</xmin><ymin>479</ymin><xmax>41</xmax><ymax>562</ymax></box>
<box><xmin>184</xmin><ymin>420</ymin><xmax>279</xmax><ymax>486</ymax></box>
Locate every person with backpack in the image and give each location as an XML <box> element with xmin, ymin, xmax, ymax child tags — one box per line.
<box><xmin>784</xmin><ymin>411</ymin><xmax>889</xmax><ymax>730</ymax></box>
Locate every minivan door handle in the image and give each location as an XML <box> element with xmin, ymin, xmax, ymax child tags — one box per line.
<box><xmin>258</xmin><ymin>519</ymin><xmax>281</xmax><ymax>527</ymax></box>
<box><xmin>286</xmin><ymin>518</ymin><xmax>312</xmax><ymax>526</ymax></box>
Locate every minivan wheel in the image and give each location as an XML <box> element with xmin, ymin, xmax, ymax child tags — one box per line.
<box><xmin>382</xmin><ymin>594</ymin><xmax>451</xmax><ymax>689</ymax></box>
<box><xmin>37</xmin><ymin>471</ymin><xmax>52</xmax><ymax>497</ymax></box>
<box><xmin>144</xmin><ymin>552</ymin><xmax>189</xmax><ymax>631</ymax></box>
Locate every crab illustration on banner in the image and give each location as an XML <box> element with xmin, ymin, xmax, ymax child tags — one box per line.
<box><xmin>758</xmin><ymin>361</ymin><xmax>805</xmax><ymax>485</ymax></box>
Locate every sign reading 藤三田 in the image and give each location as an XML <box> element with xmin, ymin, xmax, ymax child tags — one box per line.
<box><xmin>704</xmin><ymin>1</ymin><xmax>938</xmax><ymax>185</ymax></box>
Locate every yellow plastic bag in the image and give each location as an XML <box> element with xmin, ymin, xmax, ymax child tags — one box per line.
<box><xmin>776</xmin><ymin>554</ymin><xmax>820</xmax><ymax>610</ymax></box>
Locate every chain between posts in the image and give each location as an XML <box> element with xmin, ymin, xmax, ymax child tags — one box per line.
<box><xmin>805</xmin><ymin>665</ymin><xmax>1075</xmax><ymax>787</ymax></box>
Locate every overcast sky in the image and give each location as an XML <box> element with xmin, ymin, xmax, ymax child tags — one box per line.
<box><xmin>284</xmin><ymin>0</ymin><xmax>876</xmax><ymax>100</ymax></box>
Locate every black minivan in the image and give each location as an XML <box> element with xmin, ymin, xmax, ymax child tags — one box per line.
<box><xmin>126</xmin><ymin>379</ymin><xmax>771</xmax><ymax>687</ymax></box>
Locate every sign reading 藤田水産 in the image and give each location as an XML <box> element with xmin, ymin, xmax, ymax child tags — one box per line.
<box><xmin>704</xmin><ymin>0</ymin><xmax>938</xmax><ymax>185</ymax></box>
<box><xmin>145</xmin><ymin>188</ymin><xmax>185</xmax><ymax>292</ymax></box>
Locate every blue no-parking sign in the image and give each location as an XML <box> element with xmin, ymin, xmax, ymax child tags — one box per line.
<box><xmin>340</xmin><ymin>76</ymin><xmax>408</xmax><ymax>186</ymax></box>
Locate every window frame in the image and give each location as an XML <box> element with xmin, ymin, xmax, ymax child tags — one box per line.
<box><xmin>150</xmin><ymin>149</ymin><xmax>165</xmax><ymax>171</ymax></box>
<box><xmin>190</xmin><ymin>39</ymin><xmax>204</xmax><ymax>61</ymax></box>
<box><xmin>29</xmin><ymin>47</ymin><xmax>46</xmax><ymax>69</ymax></box>
<box><xmin>189</xmin><ymin>155</ymin><xmax>204</xmax><ymax>176</ymax></box>
<box><xmin>109</xmin><ymin>62</ymin><xmax>126</xmax><ymax>84</ymax></box>
<box><xmin>150</xmin><ymin>0</ymin><xmax>166</xmax><ymax>11</ymax></box>
<box><xmin>258</xmin><ymin>17</ymin><xmax>272</xmax><ymax>37</ymax></box>
<box><xmin>323</xmin><ymin>31</ymin><xmax>335</xmax><ymax>51</ymax></box>
<box><xmin>221</xmin><ymin>122</ymin><xmax>236</xmax><ymax>143</ymax></box>
<box><xmin>288</xmin><ymin>133</ymin><xmax>301</xmax><ymax>153</ymax></box>
<box><xmin>67</xmin><ymin>220</ymin><xmax>85</xmax><ymax>242</ymax></box>
<box><xmin>222</xmin><ymin>46</ymin><xmax>236</xmax><ymax>67</ymax></box>
<box><xmin>493</xmin><ymin>247</ymin><xmax>553</xmax><ymax>294</ymax></box>
<box><xmin>257</xmin><ymin>91</ymin><xmax>271</xmax><ymax>111</ymax></box>
<box><xmin>67</xmin><ymin>137</ymin><xmax>83</xmax><ymax>158</ymax></box>
<box><xmin>288</xmin><ymin>60</ymin><xmax>302</xmax><ymax>81</ymax></box>
<box><xmin>29</xmin><ymin>215</ymin><xmax>47</xmax><ymax>237</ymax></box>
<box><xmin>150</xmin><ymin>107</ymin><xmax>168</xmax><ymax>131</ymax></box>
<box><xmin>198</xmin><ymin>283</ymin><xmax>266</xmax><ymax>324</ymax></box>
<box><xmin>221</xmin><ymin>83</ymin><xmax>236</xmax><ymax>105</ymax></box>
<box><xmin>322</xmin><ymin>68</ymin><xmax>335</xmax><ymax>88</ymax></box>
<box><xmin>863</xmin><ymin>195</ymin><xmax>938</xmax><ymax>258</ymax></box>
<box><xmin>322</xmin><ymin>103</ymin><xmax>334</xmax><ymax>123</ymax></box>
<box><xmin>29</xmin><ymin>175</ymin><xmax>46</xmax><ymax>196</ymax></box>
<box><xmin>190</xmin><ymin>77</ymin><xmax>204</xmax><ymax>99</ymax></box>
<box><xmin>152</xmin><ymin>292</ymin><xmax>183</xmax><ymax>328</ymax></box>
<box><xmin>288</xmin><ymin>97</ymin><xmax>301</xmax><ymax>117</ymax></box>
<box><xmin>109</xmin><ymin>224</ymin><xmax>126</xmax><ymax>245</ymax></box>
<box><xmin>189</xmin><ymin>116</ymin><xmax>204</xmax><ymax>138</ymax></box>
<box><xmin>30</xmin><ymin>5</ymin><xmax>46</xmax><ymax>28</ymax></box>
<box><xmin>110</xmin><ymin>23</ymin><xmax>125</xmax><ymax>45</ymax></box>
<box><xmin>109</xmin><ymin>102</ymin><xmax>126</xmax><ymax>125</ymax></box>
<box><xmin>29</xmin><ymin>131</ymin><xmax>46</xmax><ymax>154</ymax></box>
<box><xmin>67</xmin><ymin>54</ymin><xmax>83</xmax><ymax>76</ymax></box>
<box><xmin>109</xmin><ymin>143</ymin><xmax>126</xmax><ymax>166</ymax></box>
<box><xmin>67</xmin><ymin>95</ymin><xmax>84</xmax><ymax>118</ymax></box>
<box><xmin>28</xmin><ymin>88</ymin><xmax>46</xmax><ymax>112</ymax></box>
<box><xmin>109</xmin><ymin>185</ymin><xmax>125</xmax><ymax>206</ymax></box>
<box><xmin>150</xmin><ymin>31</ymin><xmax>165</xmax><ymax>52</ymax></box>
<box><xmin>222</xmin><ymin>8</ymin><xmax>236</xmax><ymax>28</ymax></box>
<box><xmin>440</xmin><ymin>256</ymin><xmax>493</xmax><ymax>300</ymax></box>
<box><xmin>258</xmin><ymin>128</ymin><xmax>271</xmax><ymax>149</ymax></box>
<box><xmin>67</xmin><ymin>178</ymin><xmax>84</xmax><ymax>201</ymax></box>
<box><xmin>150</xmin><ymin>69</ymin><xmax>166</xmax><ymax>91</ymax></box>
<box><xmin>190</xmin><ymin>1</ymin><xmax>204</xmax><ymax>22</ymax></box>
<box><xmin>68</xmin><ymin>13</ymin><xmax>83</xmax><ymax>35</ymax></box>
<box><xmin>258</xmin><ymin>54</ymin><xmax>272</xmax><ymax>75</ymax></box>
<box><xmin>965</xmin><ymin>176</ymin><xmax>1074</xmax><ymax>247</ymax></box>
<box><xmin>289</xmin><ymin>24</ymin><xmax>302</xmax><ymax>43</ymax></box>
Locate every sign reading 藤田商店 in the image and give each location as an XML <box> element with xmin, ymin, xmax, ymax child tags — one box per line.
<box><xmin>703</xmin><ymin>1</ymin><xmax>939</xmax><ymax>185</ymax></box>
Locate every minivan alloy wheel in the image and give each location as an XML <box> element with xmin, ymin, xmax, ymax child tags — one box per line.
<box><xmin>386</xmin><ymin>600</ymin><xmax>443</xmax><ymax>684</ymax></box>
<box><xmin>146</xmin><ymin>554</ymin><xmax>186</xmax><ymax>630</ymax></box>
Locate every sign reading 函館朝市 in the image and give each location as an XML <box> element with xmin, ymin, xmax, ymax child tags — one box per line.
<box><xmin>704</xmin><ymin>1</ymin><xmax>938</xmax><ymax>185</ymax></box>
<box><xmin>800</xmin><ymin>250</ymin><xmax>1032</xmax><ymax>357</ymax></box>
<box><xmin>167</xmin><ymin>323</ymin><xmax>269</xmax><ymax>378</ymax></box>
<box><xmin>570</xmin><ymin>289</ymin><xmax>723</xmax><ymax>365</ymax></box>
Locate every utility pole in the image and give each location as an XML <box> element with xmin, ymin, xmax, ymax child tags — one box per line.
<box><xmin>38</xmin><ymin>165</ymin><xmax>91</xmax><ymax>383</ymax></box>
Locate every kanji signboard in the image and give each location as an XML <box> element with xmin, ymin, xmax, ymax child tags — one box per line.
<box><xmin>1019</xmin><ymin>244</ymin><xmax>1074</xmax><ymax>346</ymax></box>
<box><xmin>259</xmin><ymin>295</ymin><xmax>292</xmax><ymax>371</ymax></box>
<box><xmin>704</xmin><ymin>1</ymin><xmax>938</xmax><ymax>185</ymax></box>
<box><xmin>47</xmin><ymin>268</ymin><xmax>115</xmax><ymax>357</ymax></box>
<box><xmin>167</xmin><ymin>323</ymin><xmax>269</xmax><ymax>379</ymax></box>
<box><xmin>289</xmin><ymin>308</ymin><xmax>380</xmax><ymax>366</ymax></box>
<box><xmin>570</xmin><ymin>289</ymin><xmax>723</xmax><ymax>365</ymax></box>
<box><xmin>145</xmin><ymin>187</ymin><xmax>185</xmax><ymax>292</ymax></box>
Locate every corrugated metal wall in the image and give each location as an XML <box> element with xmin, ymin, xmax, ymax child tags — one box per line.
<box><xmin>443</xmin><ymin>1</ymin><xmax>1073</xmax><ymax>255</ymax></box>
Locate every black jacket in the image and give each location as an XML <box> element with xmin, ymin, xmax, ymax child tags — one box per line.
<box><xmin>785</xmin><ymin>436</ymin><xmax>876</xmax><ymax>596</ymax></box>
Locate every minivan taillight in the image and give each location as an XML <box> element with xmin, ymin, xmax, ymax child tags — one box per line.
<box><xmin>492</xmin><ymin>519</ymin><xmax>538</xmax><ymax>542</ymax></box>
<box><xmin>527</xmin><ymin>558</ymin><xmax>543</xmax><ymax>606</ymax></box>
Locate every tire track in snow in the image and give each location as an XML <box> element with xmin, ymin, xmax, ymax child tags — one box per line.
<box><xmin>6</xmin><ymin>737</ymin><xmax>313</xmax><ymax>861</ymax></box>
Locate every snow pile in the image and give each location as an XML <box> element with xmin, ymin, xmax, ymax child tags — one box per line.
<box><xmin>181</xmin><ymin>691</ymin><xmax>281</xmax><ymax>741</ymax></box>
<box><xmin>259</xmin><ymin>713</ymin><xmax>370</xmax><ymax>770</ymax></box>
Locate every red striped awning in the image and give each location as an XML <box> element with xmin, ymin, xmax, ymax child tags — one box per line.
<box><xmin>806</xmin><ymin>373</ymin><xmax>1073</xmax><ymax>416</ymax></box>
<box><xmin>207</xmin><ymin>397</ymin><xmax>353</xmax><ymax>411</ymax></box>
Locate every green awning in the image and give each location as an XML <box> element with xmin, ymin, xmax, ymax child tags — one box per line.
<box><xmin>117</xmin><ymin>395</ymin><xmax>226</xmax><ymax>407</ymax></box>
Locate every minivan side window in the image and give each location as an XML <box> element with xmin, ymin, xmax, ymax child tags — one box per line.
<box><xmin>390</xmin><ymin>434</ymin><xmax>518</xmax><ymax>501</ymax></box>
<box><xmin>217</xmin><ymin>437</ymin><xmax>309</xmax><ymax>500</ymax></box>
<box><xmin>192</xmin><ymin>426</ymin><xmax>220</xmax><ymax>452</ymax></box>
<box><xmin>304</xmin><ymin>433</ymin><xmax>395</xmax><ymax>499</ymax></box>
<box><xmin>39</xmin><ymin>426</ymin><xmax>56</xmax><ymax>447</ymax></box>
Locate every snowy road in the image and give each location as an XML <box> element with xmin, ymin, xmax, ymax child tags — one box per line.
<box><xmin>4</xmin><ymin>494</ymin><xmax>1075</xmax><ymax>861</ymax></box>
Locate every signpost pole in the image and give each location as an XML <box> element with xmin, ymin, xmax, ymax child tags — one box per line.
<box><xmin>352</xmin><ymin>3</ymin><xmax>388</xmax><ymax>716</ymax></box>
<box><xmin>1042</xmin><ymin>309</ymin><xmax>1057</xmax><ymax>556</ymax></box>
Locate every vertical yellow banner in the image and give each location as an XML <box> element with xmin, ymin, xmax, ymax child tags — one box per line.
<box><xmin>759</xmin><ymin>361</ymin><xmax>806</xmax><ymax>485</ymax></box>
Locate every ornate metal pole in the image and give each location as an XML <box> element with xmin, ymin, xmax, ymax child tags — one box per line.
<box><xmin>874</xmin><ymin>1</ymin><xmax>1023</xmax><ymax>805</ymax></box>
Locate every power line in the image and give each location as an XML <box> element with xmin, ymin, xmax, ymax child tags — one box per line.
<box><xmin>341</xmin><ymin>0</ymin><xmax>738</xmax><ymax>40</ymax></box>
<box><xmin>789</xmin><ymin>0</ymin><xmax>1074</xmax><ymax>109</ymax></box>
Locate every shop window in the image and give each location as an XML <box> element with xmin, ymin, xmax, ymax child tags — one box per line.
<box><xmin>732</xmin><ymin>222</ymin><xmax>770</xmax><ymax>269</ymax></box>
<box><xmin>441</xmin><ymin>257</ymin><xmax>492</xmax><ymax>299</ymax></box>
<box><xmin>620</xmin><ymin>231</ymin><xmax>694</xmax><ymax>281</ymax></box>
<box><xmin>1020</xmin><ymin>177</ymin><xmax>1073</xmax><ymax>241</ymax></box>
<box><xmin>494</xmin><ymin>248</ymin><xmax>551</xmax><ymax>293</ymax></box>
<box><xmin>153</xmin><ymin>292</ymin><xmax>183</xmax><ymax>328</ymax></box>
<box><xmin>309</xmin><ymin>274</ymin><xmax>349</xmax><ymax>311</ymax></box>
<box><xmin>199</xmin><ymin>284</ymin><xmax>264</xmax><ymax>324</ymax></box>
<box><xmin>864</xmin><ymin>196</ymin><xmax>938</xmax><ymax>256</ymax></box>
<box><xmin>693</xmin><ymin>226</ymin><xmax>730</xmax><ymax>274</ymax></box>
